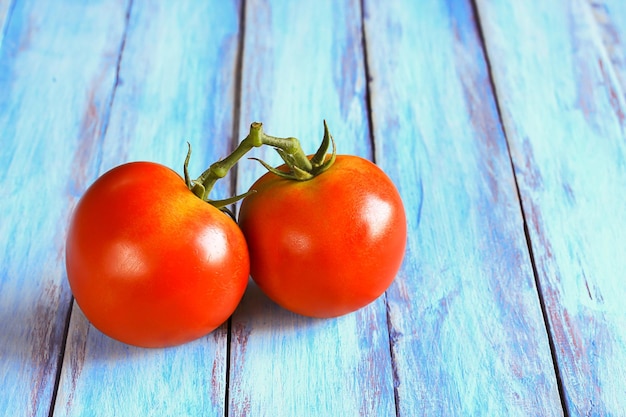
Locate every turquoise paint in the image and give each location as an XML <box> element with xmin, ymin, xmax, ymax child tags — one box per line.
<box><xmin>1</xmin><ymin>0</ymin><xmax>625</xmax><ymax>415</ymax></box>
<box><xmin>479</xmin><ymin>0</ymin><xmax>626</xmax><ymax>414</ymax></box>
<box><xmin>364</xmin><ymin>0</ymin><xmax>563</xmax><ymax>415</ymax></box>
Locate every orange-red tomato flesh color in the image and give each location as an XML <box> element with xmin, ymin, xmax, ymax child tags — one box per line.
<box><xmin>65</xmin><ymin>162</ymin><xmax>249</xmax><ymax>348</ymax></box>
<box><xmin>239</xmin><ymin>155</ymin><xmax>407</xmax><ymax>318</ymax></box>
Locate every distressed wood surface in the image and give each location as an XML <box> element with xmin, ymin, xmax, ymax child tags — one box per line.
<box><xmin>477</xmin><ymin>0</ymin><xmax>626</xmax><ymax>414</ymax></box>
<box><xmin>0</xmin><ymin>0</ymin><xmax>128</xmax><ymax>416</ymax></box>
<box><xmin>1</xmin><ymin>0</ymin><xmax>626</xmax><ymax>416</ymax></box>
<box><xmin>229</xmin><ymin>1</ymin><xmax>395</xmax><ymax>416</ymax></box>
<box><xmin>0</xmin><ymin>0</ymin><xmax>14</xmax><ymax>49</ymax></box>
<box><xmin>363</xmin><ymin>0</ymin><xmax>563</xmax><ymax>415</ymax></box>
<box><xmin>588</xmin><ymin>0</ymin><xmax>626</xmax><ymax>93</ymax></box>
<box><xmin>51</xmin><ymin>2</ymin><xmax>242</xmax><ymax>417</ymax></box>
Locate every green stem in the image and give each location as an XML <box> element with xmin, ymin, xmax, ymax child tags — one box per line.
<box><xmin>187</xmin><ymin>121</ymin><xmax>336</xmax><ymax>204</ymax></box>
<box><xmin>260</xmin><ymin>135</ymin><xmax>313</xmax><ymax>172</ymax></box>
<box><xmin>193</xmin><ymin>122</ymin><xmax>264</xmax><ymax>200</ymax></box>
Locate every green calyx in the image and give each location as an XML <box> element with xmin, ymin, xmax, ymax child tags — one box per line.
<box><xmin>184</xmin><ymin>120</ymin><xmax>337</xmax><ymax>210</ymax></box>
<box><xmin>251</xmin><ymin>120</ymin><xmax>336</xmax><ymax>181</ymax></box>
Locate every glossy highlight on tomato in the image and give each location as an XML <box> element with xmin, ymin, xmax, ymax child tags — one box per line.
<box><xmin>238</xmin><ymin>155</ymin><xmax>407</xmax><ymax>318</ymax></box>
<box><xmin>65</xmin><ymin>162</ymin><xmax>249</xmax><ymax>348</ymax></box>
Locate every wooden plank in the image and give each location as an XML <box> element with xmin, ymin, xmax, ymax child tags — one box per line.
<box><xmin>363</xmin><ymin>0</ymin><xmax>564</xmax><ymax>415</ymax></box>
<box><xmin>588</xmin><ymin>0</ymin><xmax>626</xmax><ymax>92</ymax></box>
<box><xmin>229</xmin><ymin>1</ymin><xmax>396</xmax><ymax>415</ymax></box>
<box><xmin>477</xmin><ymin>0</ymin><xmax>626</xmax><ymax>414</ymax></box>
<box><xmin>0</xmin><ymin>0</ymin><xmax>14</xmax><ymax>49</ymax></box>
<box><xmin>52</xmin><ymin>1</ymin><xmax>242</xmax><ymax>416</ymax></box>
<box><xmin>0</xmin><ymin>0</ymin><xmax>128</xmax><ymax>416</ymax></box>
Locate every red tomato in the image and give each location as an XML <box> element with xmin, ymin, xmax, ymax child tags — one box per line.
<box><xmin>65</xmin><ymin>162</ymin><xmax>249</xmax><ymax>348</ymax></box>
<box><xmin>238</xmin><ymin>155</ymin><xmax>406</xmax><ymax>318</ymax></box>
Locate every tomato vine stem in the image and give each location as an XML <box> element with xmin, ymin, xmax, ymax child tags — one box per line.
<box><xmin>185</xmin><ymin>121</ymin><xmax>336</xmax><ymax>206</ymax></box>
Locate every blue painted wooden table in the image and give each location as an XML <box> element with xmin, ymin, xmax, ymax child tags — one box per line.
<box><xmin>2</xmin><ymin>1</ymin><xmax>626</xmax><ymax>416</ymax></box>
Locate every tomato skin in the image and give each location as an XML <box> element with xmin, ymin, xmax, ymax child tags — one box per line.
<box><xmin>238</xmin><ymin>155</ymin><xmax>407</xmax><ymax>318</ymax></box>
<box><xmin>65</xmin><ymin>162</ymin><xmax>249</xmax><ymax>348</ymax></box>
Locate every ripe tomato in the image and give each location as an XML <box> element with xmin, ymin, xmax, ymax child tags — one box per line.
<box><xmin>238</xmin><ymin>155</ymin><xmax>406</xmax><ymax>318</ymax></box>
<box><xmin>65</xmin><ymin>162</ymin><xmax>249</xmax><ymax>348</ymax></box>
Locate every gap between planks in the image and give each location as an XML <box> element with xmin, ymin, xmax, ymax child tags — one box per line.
<box><xmin>225</xmin><ymin>0</ymin><xmax>248</xmax><ymax>416</ymax></box>
<box><xmin>46</xmin><ymin>1</ymin><xmax>135</xmax><ymax>415</ymax></box>
<box><xmin>469</xmin><ymin>0</ymin><xmax>570</xmax><ymax>415</ymax></box>
<box><xmin>358</xmin><ymin>0</ymin><xmax>401</xmax><ymax>415</ymax></box>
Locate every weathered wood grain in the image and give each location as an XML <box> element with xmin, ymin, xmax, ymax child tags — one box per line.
<box><xmin>0</xmin><ymin>0</ymin><xmax>128</xmax><ymax>416</ymax></box>
<box><xmin>0</xmin><ymin>0</ymin><xmax>14</xmax><ymax>49</ymax></box>
<box><xmin>477</xmin><ymin>0</ymin><xmax>626</xmax><ymax>414</ymax></box>
<box><xmin>52</xmin><ymin>1</ymin><xmax>242</xmax><ymax>417</ymax></box>
<box><xmin>363</xmin><ymin>0</ymin><xmax>564</xmax><ymax>415</ymax></box>
<box><xmin>229</xmin><ymin>1</ymin><xmax>395</xmax><ymax>416</ymax></box>
<box><xmin>588</xmin><ymin>0</ymin><xmax>626</xmax><ymax>94</ymax></box>
<box><xmin>2</xmin><ymin>0</ymin><xmax>625</xmax><ymax>414</ymax></box>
